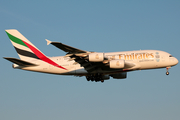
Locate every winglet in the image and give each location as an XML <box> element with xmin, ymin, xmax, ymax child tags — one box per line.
<box><xmin>45</xmin><ymin>39</ymin><xmax>52</xmax><ymax>45</ymax></box>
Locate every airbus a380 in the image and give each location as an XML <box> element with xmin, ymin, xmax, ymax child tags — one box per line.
<box><xmin>4</xmin><ymin>29</ymin><xmax>178</xmax><ymax>82</ymax></box>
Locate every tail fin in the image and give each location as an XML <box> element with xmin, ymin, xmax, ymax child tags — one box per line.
<box><xmin>5</xmin><ymin>29</ymin><xmax>67</xmax><ymax>70</ymax></box>
<box><xmin>5</xmin><ymin>29</ymin><xmax>46</xmax><ymax>61</ymax></box>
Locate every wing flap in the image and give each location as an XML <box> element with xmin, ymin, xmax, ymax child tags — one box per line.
<box><xmin>4</xmin><ymin>57</ymin><xmax>38</xmax><ymax>67</ymax></box>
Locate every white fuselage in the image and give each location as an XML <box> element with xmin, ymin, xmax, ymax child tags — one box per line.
<box><xmin>14</xmin><ymin>50</ymin><xmax>178</xmax><ymax>76</ymax></box>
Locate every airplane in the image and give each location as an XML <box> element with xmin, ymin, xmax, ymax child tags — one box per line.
<box><xmin>4</xmin><ymin>29</ymin><xmax>178</xmax><ymax>82</ymax></box>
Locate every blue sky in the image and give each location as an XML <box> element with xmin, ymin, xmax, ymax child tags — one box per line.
<box><xmin>0</xmin><ymin>0</ymin><xmax>180</xmax><ymax>120</ymax></box>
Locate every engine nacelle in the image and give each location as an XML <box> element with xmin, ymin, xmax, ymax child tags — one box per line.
<box><xmin>89</xmin><ymin>53</ymin><xmax>104</xmax><ymax>62</ymax></box>
<box><xmin>109</xmin><ymin>60</ymin><xmax>125</xmax><ymax>69</ymax></box>
<box><xmin>111</xmin><ymin>73</ymin><xmax>127</xmax><ymax>79</ymax></box>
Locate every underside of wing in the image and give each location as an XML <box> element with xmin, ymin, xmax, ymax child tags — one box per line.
<box><xmin>46</xmin><ymin>40</ymin><xmax>140</xmax><ymax>74</ymax></box>
<box><xmin>46</xmin><ymin>39</ymin><xmax>88</xmax><ymax>53</ymax></box>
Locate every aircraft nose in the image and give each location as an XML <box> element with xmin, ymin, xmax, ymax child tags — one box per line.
<box><xmin>174</xmin><ymin>57</ymin><xmax>179</xmax><ymax>65</ymax></box>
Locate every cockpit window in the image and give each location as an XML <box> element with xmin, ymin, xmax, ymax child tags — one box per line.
<box><xmin>169</xmin><ymin>55</ymin><xmax>173</xmax><ymax>57</ymax></box>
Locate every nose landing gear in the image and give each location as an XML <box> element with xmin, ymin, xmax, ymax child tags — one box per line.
<box><xmin>166</xmin><ymin>71</ymin><xmax>169</xmax><ymax>75</ymax></box>
<box><xmin>166</xmin><ymin>67</ymin><xmax>171</xmax><ymax>75</ymax></box>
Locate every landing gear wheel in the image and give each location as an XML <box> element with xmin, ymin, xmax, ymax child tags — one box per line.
<box><xmin>166</xmin><ymin>71</ymin><xmax>169</xmax><ymax>75</ymax></box>
<box><xmin>86</xmin><ymin>76</ymin><xmax>91</xmax><ymax>81</ymax></box>
<box><xmin>166</xmin><ymin>67</ymin><xmax>170</xmax><ymax>75</ymax></box>
<box><xmin>86</xmin><ymin>73</ymin><xmax>106</xmax><ymax>83</ymax></box>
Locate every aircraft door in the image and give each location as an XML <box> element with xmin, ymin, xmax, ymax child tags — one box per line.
<box><xmin>155</xmin><ymin>52</ymin><xmax>160</xmax><ymax>62</ymax></box>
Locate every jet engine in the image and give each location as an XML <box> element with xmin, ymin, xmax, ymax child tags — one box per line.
<box><xmin>110</xmin><ymin>72</ymin><xmax>127</xmax><ymax>79</ymax></box>
<box><xmin>89</xmin><ymin>53</ymin><xmax>104</xmax><ymax>62</ymax></box>
<box><xmin>109</xmin><ymin>60</ymin><xmax>125</xmax><ymax>69</ymax></box>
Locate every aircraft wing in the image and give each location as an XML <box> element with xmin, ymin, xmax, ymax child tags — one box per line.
<box><xmin>46</xmin><ymin>40</ymin><xmax>138</xmax><ymax>73</ymax></box>
<box><xmin>46</xmin><ymin>39</ymin><xmax>88</xmax><ymax>53</ymax></box>
<box><xmin>46</xmin><ymin>40</ymin><xmax>99</xmax><ymax>72</ymax></box>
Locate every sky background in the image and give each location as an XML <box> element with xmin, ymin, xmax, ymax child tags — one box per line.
<box><xmin>0</xmin><ymin>0</ymin><xmax>180</xmax><ymax>120</ymax></box>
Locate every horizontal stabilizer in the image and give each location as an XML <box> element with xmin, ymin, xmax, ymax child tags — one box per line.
<box><xmin>3</xmin><ymin>57</ymin><xmax>38</xmax><ymax>67</ymax></box>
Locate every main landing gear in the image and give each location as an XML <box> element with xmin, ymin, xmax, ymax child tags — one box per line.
<box><xmin>166</xmin><ymin>67</ymin><xmax>171</xmax><ymax>75</ymax></box>
<box><xmin>86</xmin><ymin>74</ymin><xmax>104</xmax><ymax>83</ymax></box>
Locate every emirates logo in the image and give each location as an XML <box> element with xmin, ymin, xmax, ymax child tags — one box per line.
<box><xmin>95</xmin><ymin>54</ymin><xmax>99</xmax><ymax>59</ymax></box>
<box><xmin>116</xmin><ymin>61</ymin><xmax>120</xmax><ymax>66</ymax></box>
